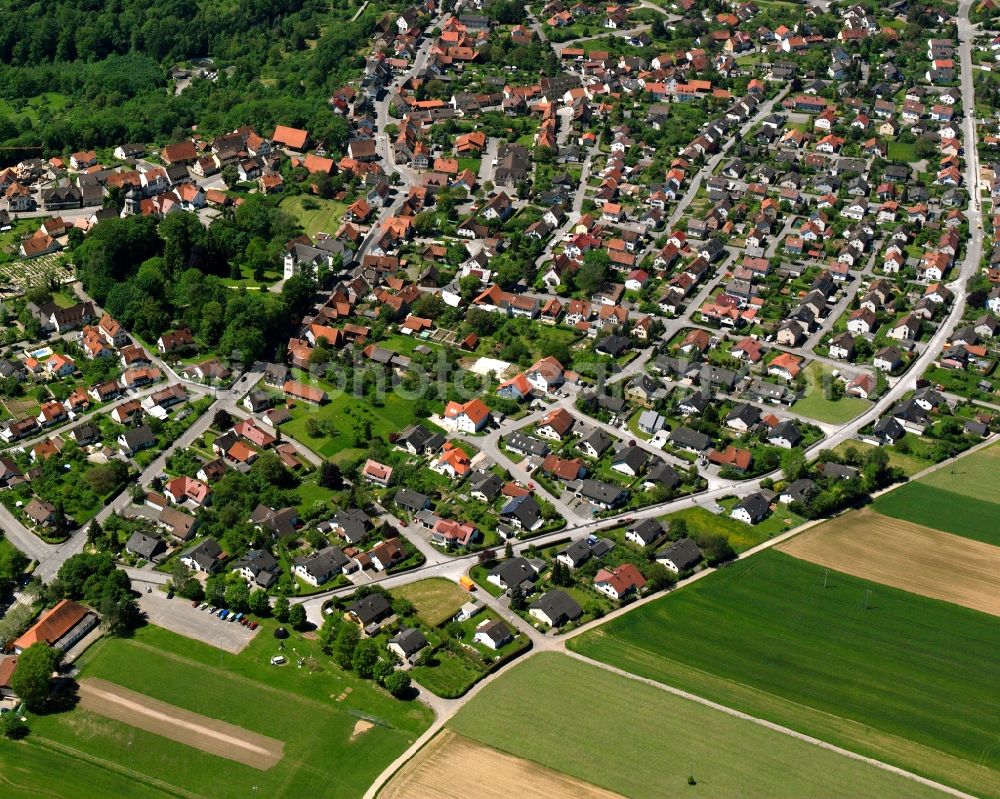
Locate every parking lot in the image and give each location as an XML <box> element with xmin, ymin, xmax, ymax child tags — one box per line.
<box><xmin>137</xmin><ymin>590</ymin><xmax>259</xmax><ymax>654</ymax></box>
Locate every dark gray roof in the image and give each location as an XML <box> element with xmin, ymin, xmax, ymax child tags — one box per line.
<box><xmin>475</xmin><ymin>618</ymin><xmax>513</xmax><ymax>645</ymax></box>
<box><xmin>293</xmin><ymin>545</ymin><xmax>349</xmax><ymax>579</ymax></box>
<box><xmin>469</xmin><ymin>470</ymin><xmax>503</xmax><ymax>500</ymax></box>
<box><xmin>125</xmin><ymin>531</ymin><xmax>165</xmax><ymax>560</ymax></box>
<box><xmin>388</xmin><ymin>627</ymin><xmax>427</xmax><ymax>657</ymax></box>
<box><xmin>669</xmin><ymin>426</ymin><xmax>710</xmax><ymax>451</ymax></box>
<box><xmin>504</xmin><ymin>431</ymin><xmax>549</xmax><ymax>457</ymax></box>
<box><xmin>529</xmin><ymin>590</ymin><xmax>582</xmax><ymax>626</ymax></box>
<box><xmin>579</xmin><ymin>479</ymin><xmax>627</xmax><ymax>506</ymax></box>
<box><xmin>581</xmin><ymin>427</ymin><xmax>613</xmax><ymax>455</ymax></box>
<box><xmin>627</xmin><ymin>518</ymin><xmax>666</xmax><ymax>546</ymax></box>
<box><xmin>768</xmin><ymin>420</ymin><xmax>802</xmax><ymax>445</ymax></box>
<box><xmin>394</xmin><ymin>488</ymin><xmax>431</xmax><ymax>511</ymax></box>
<box><xmin>489</xmin><ymin>557</ymin><xmax>538</xmax><ymax>589</ymax></box>
<box><xmin>499</xmin><ymin>494</ymin><xmax>542</xmax><ymax>528</ymax></box>
<box><xmin>821</xmin><ymin>462</ymin><xmax>858</xmax><ymax>480</ymax></box>
<box><xmin>347</xmin><ymin>592</ymin><xmax>392</xmax><ymax>625</ymax></box>
<box><xmin>612</xmin><ymin>446</ymin><xmax>649</xmax><ymax>472</ymax></box>
<box><xmin>331</xmin><ymin>508</ymin><xmax>372</xmax><ymax>544</ymax></box>
<box><xmin>735</xmin><ymin>492</ymin><xmax>770</xmax><ymax>521</ymax></box>
<box><xmin>183</xmin><ymin>537</ymin><xmax>222</xmax><ymax>571</ymax></box>
<box><xmin>727</xmin><ymin>403</ymin><xmax>761</xmax><ymax>426</ymax></box>
<box><xmin>780</xmin><ymin>478</ymin><xmax>815</xmax><ymax>503</ymax></box>
<box><xmin>644</xmin><ymin>460</ymin><xmax>680</xmax><ymax>489</ymax></box>
<box><xmin>232</xmin><ymin>548</ymin><xmax>279</xmax><ymax>586</ymax></box>
<box><xmin>656</xmin><ymin>538</ymin><xmax>702</xmax><ymax>571</ymax></box>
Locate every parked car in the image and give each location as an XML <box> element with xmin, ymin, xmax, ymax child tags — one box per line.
<box><xmin>219</xmin><ymin>609</ymin><xmax>229</xmax><ymax>619</ymax></box>
<box><xmin>192</xmin><ymin>600</ymin><xmax>200</xmax><ymax>607</ymax></box>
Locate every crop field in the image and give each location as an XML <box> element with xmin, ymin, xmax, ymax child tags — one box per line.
<box><xmin>915</xmin><ymin>442</ymin><xmax>1000</xmax><ymax>502</ymax></box>
<box><xmin>778</xmin><ymin>508</ymin><xmax>1000</xmax><ymax>617</ymax></box>
<box><xmin>26</xmin><ymin>623</ymin><xmax>432</xmax><ymax>799</ymax></box>
<box><xmin>381</xmin><ymin>729</ymin><xmax>624</xmax><ymax>799</ymax></box>
<box><xmin>873</xmin><ymin>483</ymin><xmax>1000</xmax><ymax>546</ymax></box>
<box><xmin>447</xmin><ymin>653</ymin><xmax>947</xmax><ymax>799</ymax></box>
<box><xmin>870</xmin><ymin>443</ymin><xmax>1000</xmax><ymax>544</ymax></box>
<box><xmin>568</xmin><ymin>551</ymin><xmax>1000</xmax><ymax>798</ymax></box>
<box><xmin>392</xmin><ymin>578</ymin><xmax>469</xmax><ymax>627</ymax></box>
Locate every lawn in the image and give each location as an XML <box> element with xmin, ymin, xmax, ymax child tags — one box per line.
<box><xmin>448</xmin><ymin>653</ymin><xmax>947</xmax><ymax>799</ymax></box>
<box><xmin>283</xmin><ymin>386</ymin><xmax>435</xmax><ymax>462</ymax></box>
<box><xmin>393</xmin><ymin>578</ymin><xmax>470</xmax><ymax>627</ymax></box>
<box><xmin>873</xmin><ymin>482</ymin><xmax>1000</xmax><ymax>546</ymax></box>
<box><xmin>661</xmin><ymin>504</ymin><xmax>805</xmax><ymax>553</ymax></box>
<box><xmin>26</xmin><ymin>623</ymin><xmax>433</xmax><ymax>799</ymax></box>
<box><xmin>219</xmin><ymin>261</ymin><xmax>283</xmax><ymax>289</ymax></box>
<box><xmin>888</xmin><ymin>141</ymin><xmax>919</xmax><ymax>162</ymax></box>
<box><xmin>569</xmin><ymin>550</ymin><xmax>1000</xmax><ymax>799</ymax></box>
<box><xmin>792</xmin><ymin>364</ymin><xmax>870</xmax><ymax>424</ymax></box>
<box><xmin>828</xmin><ymin>440</ymin><xmax>933</xmax><ymax>477</ymax></box>
<box><xmin>279</xmin><ymin>195</ymin><xmax>348</xmax><ymax>238</ymax></box>
<box><xmin>410</xmin><ymin>648</ymin><xmax>485</xmax><ymax>698</ymax></box>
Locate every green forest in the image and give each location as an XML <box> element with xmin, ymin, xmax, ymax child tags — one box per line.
<box><xmin>0</xmin><ymin>0</ymin><xmax>384</xmax><ymax>158</ymax></box>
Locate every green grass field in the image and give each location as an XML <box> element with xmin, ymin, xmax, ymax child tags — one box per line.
<box><xmin>873</xmin><ymin>482</ymin><xmax>1000</xmax><ymax>546</ymax></box>
<box><xmin>870</xmin><ymin>442</ymin><xmax>1000</xmax><ymax>544</ymax></box>
<box><xmin>791</xmin><ymin>391</ymin><xmax>870</xmax><ymax>424</ymax></box>
<box><xmin>0</xmin><ymin>737</ymin><xmax>177</xmax><ymax>799</ymax></box>
<box><xmin>661</xmin><ymin>505</ymin><xmax>805</xmax><ymax>552</ymax></box>
<box><xmin>792</xmin><ymin>364</ymin><xmax>871</xmax><ymax>424</ymax></box>
<box><xmin>888</xmin><ymin>141</ymin><xmax>919</xmax><ymax>162</ymax></box>
<box><xmin>569</xmin><ymin>550</ymin><xmax>1000</xmax><ymax>798</ymax></box>
<box><xmin>279</xmin><ymin>196</ymin><xmax>348</xmax><ymax>237</ymax></box>
<box><xmin>24</xmin><ymin>623</ymin><xmax>432</xmax><ymax>799</ymax></box>
<box><xmin>447</xmin><ymin>653</ymin><xmax>946</xmax><ymax>799</ymax></box>
<box><xmin>393</xmin><ymin>578</ymin><xmax>470</xmax><ymax>627</ymax></box>
<box><xmin>828</xmin><ymin>440</ymin><xmax>934</xmax><ymax>477</ymax></box>
<box><xmin>283</xmin><ymin>387</ymin><xmax>435</xmax><ymax>462</ymax></box>
<box><xmin>916</xmin><ymin>442</ymin><xmax>1000</xmax><ymax>502</ymax></box>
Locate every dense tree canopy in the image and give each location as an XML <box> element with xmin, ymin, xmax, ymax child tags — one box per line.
<box><xmin>0</xmin><ymin>0</ymin><xmax>373</xmax><ymax>157</ymax></box>
<box><xmin>74</xmin><ymin>204</ymin><xmax>300</xmax><ymax>363</ymax></box>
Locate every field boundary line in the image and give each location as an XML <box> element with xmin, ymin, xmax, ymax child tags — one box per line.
<box><xmin>28</xmin><ymin>734</ymin><xmax>200</xmax><ymax>799</ymax></box>
<box><xmin>564</xmin><ymin>649</ymin><xmax>978</xmax><ymax>799</ymax></box>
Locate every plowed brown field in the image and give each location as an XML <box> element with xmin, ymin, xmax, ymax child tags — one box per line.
<box><xmin>380</xmin><ymin>729</ymin><xmax>625</xmax><ymax>799</ymax></box>
<box><xmin>778</xmin><ymin>508</ymin><xmax>1000</xmax><ymax>616</ymax></box>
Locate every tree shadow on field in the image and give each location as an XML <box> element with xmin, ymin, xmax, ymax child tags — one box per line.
<box><xmin>39</xmin><ymin>676</ymin><xmax>81</xmax><ymax>715</ymax></box>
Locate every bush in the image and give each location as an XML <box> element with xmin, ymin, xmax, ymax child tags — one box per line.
<box><xmin>0</xmin><ymin>712</ymin><xmax>28</xmax><ymax>739</ymax></box>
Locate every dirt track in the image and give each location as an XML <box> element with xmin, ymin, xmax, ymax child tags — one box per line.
<box><xmin>78</xmin><ymin>678</ymin><xmax>284</xmax><ymax>769</ymax></box>
<box><xmin>778</xmin><ymin>509</ymin><xmax>1000</xmax><ymax>617</ymax></box>
<box><xmin>380</xmin><ymin>729</ymin><xmax>624</xmax><ymax>799</ymax></box>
